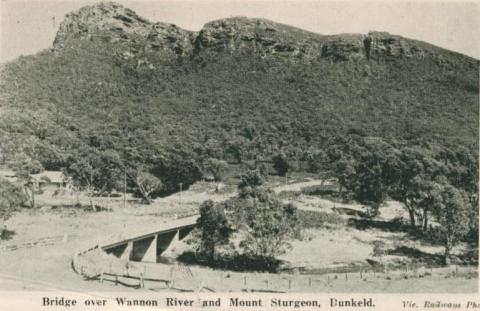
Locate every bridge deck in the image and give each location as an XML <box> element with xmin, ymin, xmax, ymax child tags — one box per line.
<box><xmin>100</xmin><ymin>215</ymin><xmax>198</xmax><ymax>250</ymax></box>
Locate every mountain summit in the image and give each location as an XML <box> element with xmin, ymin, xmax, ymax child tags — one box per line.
<box><xmin>0</xmin><ymin>2</ymin><xmax>478</xmax><ymax>177</ymax></box>
<box><xmin>51</xmin><ymin>2</ymin><xmax>472</xmax><ymax>63</ymax></box>
<box><xmin>53</xmin><ymin>2</ymin><xmax>153</xmax><ymax>44</ymax></box>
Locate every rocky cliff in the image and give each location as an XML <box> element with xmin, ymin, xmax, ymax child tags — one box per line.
<box><xmin>53</xmin><ymin>2</ymin><xmax>449</xmax><ymax>63</ymax></box>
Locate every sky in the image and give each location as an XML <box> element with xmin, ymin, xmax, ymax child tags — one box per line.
<box><xmin>1</xmin><ymin>0</ymin><xmax>479</xmax><ymax>62</ymax></box>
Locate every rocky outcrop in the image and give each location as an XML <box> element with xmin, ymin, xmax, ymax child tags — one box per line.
<box><xmin>53</xmin><ymin>2</ymin><xmax>152</xmax><ymax>45</ymax></box>
<box><xmin>321</xmin><ymin>35</ymin><xmax>365</xmax><ymax>61</ymax></box>
<box><xmin>194</xmin><ymin>17</ymin><xmax>322</xmax><ymax>58</ymax></box>
<box><xmin>365</xmin><ymin>32</ymin><xmax>425</xmax><ymax>59</ymax></box>
<box><xmin>320</xmin><ymin>32</ymin><xmax>426</xmax><ymax>61</ymax></box>
<box><xmin>52</xmin><ymin>2</ymin><xmax>433</xmax><ymax>63</ymax></box>
<box><xmin>145</xmin><ymin>23</ymin><xmax>195</xmax><ymax>57</ymax></box>
<box><xmin>53</xmin><ymin>2</ymin><xmax>196</xmax><ymax>63</ymax></box>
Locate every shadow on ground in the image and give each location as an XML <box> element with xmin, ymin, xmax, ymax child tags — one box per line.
<box><xmin>348</xmin><ymin>218</ymin><xmax>445</xmax><ymax>246</ymax></box>
<box><xmin>387</xmin><ymin>246</ymin><xmax>445</xmax><ymax>266</ymax></box>
<box><xmin>348</xmin><ymin>218</ymin><xmax>408</xmax><ymax>233</ymax></box>
<box><xmin>177</xmin><ymin>251</ymin><xmax>282</xmax><ymax>273</ymax></box>
<box><xmin>333</xmin><ymin>207</ymin><xmax>368</xmax><ymax>217</ymax></box>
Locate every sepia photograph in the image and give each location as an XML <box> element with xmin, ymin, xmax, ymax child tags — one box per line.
<box><xmin>0</xmin><ymin>0</ymin><xmax>479</xmax><ymax>309</ymax></box>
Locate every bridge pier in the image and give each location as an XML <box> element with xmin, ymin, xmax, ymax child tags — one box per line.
<box><xmin>141</xmin><ymin>234</ymin><xmax>158</xmax><ymax>263</ymax></box>
<box><xmin>130</xmin><ymin>235</ymin><xmax>159</xmax><ymax>263</ymax></box>
<box><xmin>120</xmin><ymin>241</ymin><xmax>133</xmax><ymax>261</ymax></box>
<box><xmin>102</xmin><ymin>218</ymin><xmax>197</xmax><ymax>263</ymax></box>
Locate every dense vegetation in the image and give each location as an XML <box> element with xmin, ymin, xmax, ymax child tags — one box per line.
<box><xmin>0</xmin><ymin>5</ymin><xmax>478</xmax><ymax>261</ymax></box>
<box><xmin>317</xmin><ymin>134</ymin><xmax>478</xmax><ymax>263</ymax></box>
<box><xmin>0</xmin><ymin>33</ymin><xmax>477</xmax><ymax>197</ymax></box>
<box><xmin>185</xmin><ymin>171</ymin><xmax>299</xmax><ymax>271</ymax></box>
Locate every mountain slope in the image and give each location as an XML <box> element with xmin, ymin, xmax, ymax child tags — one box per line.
<box><xmin>0</xmin><ymin>2</ymin><xmax>478</xmax><ymax>179</ymax></box>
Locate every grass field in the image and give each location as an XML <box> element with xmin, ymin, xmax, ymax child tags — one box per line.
<box><xmin>0</xmin><ymin>179</ymin><xmax>477</xmax><ymax>293</ymax></box>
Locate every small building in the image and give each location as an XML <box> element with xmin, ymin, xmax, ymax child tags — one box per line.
<box><xmin>31</xmin><ymin>171</ymin><xmax>68</xmax><ymax>190</ymax></box>
<box><xmin>0</xmin><ymin>169</ymin><xmax>18</xmax><ymax>183</ymax></box>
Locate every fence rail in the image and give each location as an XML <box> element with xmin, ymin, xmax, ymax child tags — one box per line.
<box><xmin>1</xmin><ymin>234</ymin><xmax>78</xmax><ymax>251</ymax></box>
<box><xmin>99</xmin><ymin>271</ymin><xmax>216</xmax><ymax>292</ymax></box>
<box><xmin>73</xmin><ymin>248</ymin><xmax>476</xmax><ymax>292</ymax></box>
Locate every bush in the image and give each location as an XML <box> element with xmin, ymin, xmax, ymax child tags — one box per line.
<box><xmin>193</xmin><ymin>184</ymin><xmax>299</xmax><ymax>270</ymax></box>
<box><xmin>0</xmin><ymin>179</ymin><xmax>26</xmax><ymax>222</ymax></box>
<box><xmin>152</xmin><ymin>156</ymin><xmax>203</xmax><ymax>195</ymax></box>
<box><xmin>272</xmin><ymin>153</ymin><xmax>290</xmax><ymax>176</ymax></box>
<box><xmin>238</xmin><ymin>170</ymin><xmax>265</xmax><ymax>190</ymax></box>
<box><xmin>196</xmin><ymin>200</ymin><xmax>232</xmax><ymax>262</ymax></box>
<box><xmin>203</xmin><ymin>158</ymin><xmax>228</xmax><ymax>181</ymax></box>
<box><xmin>297</xmin><ymin>210</ymin><xmax>346</xmax><ymax>229</ymax></box>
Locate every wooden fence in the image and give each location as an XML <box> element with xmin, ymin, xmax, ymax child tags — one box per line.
<box><xmin>72</xmin><ymin>242</ymin><xmax>474</xmax><ymax>293</ymax></box>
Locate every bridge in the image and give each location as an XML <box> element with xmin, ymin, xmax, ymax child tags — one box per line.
<box><xmin>100</xmin><ymin>215</ymin><xmax>198</xmax><ymax>263</ymax></box>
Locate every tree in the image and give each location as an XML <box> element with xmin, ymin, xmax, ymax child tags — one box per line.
<box><xmin>233</xmin><ymin>176</ymin><xmax>298</xmax><ymax>264</ymax></box>
<box><xmin>409</xmin><ymin>177</ymin><xmax>444</xmax><ymax>231</ymax></box>
<box><xmin>196</xmin><ymin>200</ymin><xmax>232</xmax><ymax>262</ymax></box>
<box><xmin>225</xmin><ymin>140</ymin><xmax>244</xmax><ymax>164</ymax></box>
<box><xmin>128</xmin><ymin>170</ymin><xmax>162</xmax><ymax>204</ymax></box>
<box><xmin>204</xmin><ymin>139</ymin><xmax>223</xmax><ymax>159</ymax></box>
<box><xmin>235</xmin><ymin>189</ymin><xmax>299</xmax><ymax>264</ymax></box>
<box><xmin>394</xmin><ymin>148</ymin><xmax>424</xmax><ymax>227</ymax></box>
<box><xmin>254</xmin><ymin>158</ymin><xmax>270</xmax><ymax>177</ymax></box>
<box><xmin>433</xmin><ymin>185</ymin><xmax>470</xmax><ymax>265</ymax></box>
<box><xmin>0</xmin><ymin>179</ymin><xmax>26</xmax><ymax>224</ymax></box>
<box><xmin>272</xmin><ymin>153</ymin><xmax>290</xmax><ymax>177</ymax></box>
<box><xmin>11</xmin><ymin>155</ymin><xmax>43</xmax><ymax>209</ymax></box>
<box><xmin>330</xmin><ymin>139</ymin><xmax>400</xmax><ymax>216</ymax></box>
<box><xmin>151</xmin><ymin>155</ymin><xmax>203</xmax><ymax>195</ymax></box>
<box><xmin>242</xmin><ymin>123</ymin><xmax>257</xmax><ymax>141</ymax></box>
<box><xmin>439</xmin><ymin>147</ymin><xmax>478</xmax><ymax>193</ymax></box>
<box><xmin>305</xmin><ymin>148</ymin><xmax>330</xmax><ymax>177</ymax></box>
<box><xmin>195</xmin><ymin>173</ymin><xmax>299</xmax><ymax>269</ymax></box>
<box><xmin>65</xmin><ymin>150</ymin><xmax>123</xmax><ymax>210</ymax></box>
<box><xmin>352</xmin><ymin>141</ymin><xmax>402</xmax><ymax>215</ymax></box>
<box><xmin>392</xmin><ymin>147</ymin><xmax>447</xmax><ymax>228</ymax></box>
<box><xmin>203</xmin><ymin>158</ymin><xmax>228</xmax><ymax>181</ymax></box>
<box><xmin>332</xmin><ymin>158</ymin><xmax>356</xmax><ymax>195</ymax></box>
<box><xmin>238</xmin><ymin>170</ymin><xmax>265</xmax><ymax>195</ymax></box>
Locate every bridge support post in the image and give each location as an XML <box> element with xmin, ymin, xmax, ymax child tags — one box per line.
<box><xmin>120</xmin><ymin>241</ymin><xmax>133</xmax><ymax>261</ymax></box>
<box><xmin>161</xmin><ymin>230</ymin><xmax>180</xmax><ymax>258</ymax></box>
<box><xmin>141</xmin><ymin>234</ymin><xmax>158</xmax><ymax>263</ymax></box>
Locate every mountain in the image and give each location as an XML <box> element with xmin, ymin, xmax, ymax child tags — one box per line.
<box><xmin>0</xmin><ymin>2</ymin><xmax>478</xmax><ymax>185</ymax></box>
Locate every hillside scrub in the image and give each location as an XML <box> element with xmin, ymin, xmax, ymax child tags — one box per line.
<box><xmin>0</xmin><ymin>18</ymin><xmax>478</xmax><ymax>197</ymax></box>
<box><xmin>0</xmin><ymin>4</ymin><xmax>477</xmax><ymax>229</ymax></box>
<box><xmin>190</xmin><ymin>176</ymin><xmax>300</xmax><ymax>271</ymax></box>
<box><xmin>0</xmin><ymin>179</ymin><xmax>25</xmax><ymax>223</ymax></box>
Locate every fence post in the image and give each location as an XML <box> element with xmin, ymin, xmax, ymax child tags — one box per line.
<box><xmin>288</xmin><ymin>279</ymin><xmax>291</xmax><ymax>289</ymax></box>
<box><xmin>308</xmin><ymin>277</ymin><xmax>311</xmax><ymax>288</ymax></box>
<box><xmin>169</xmin><ymin>268</ymin><xmax>174</xmax><ymax>289</ymax></box>
<box><xmin>266</xmin><ymin>279</ymin><xmax>269</xmax><ymax>289</ymax></box>
<box><xmin>100</xmin><ymin>272</ymin><xmax>104</xmax><ymax>284</ymax></box>
<box><xmin>345</xmin><ymin>273</ymin><xmax>348</xmax><ymax>281</ymax></box>
<box><xmin>115</xmin><ymin>274</ymin><xmax>118</xmax><ymax>286</ymax></box>
<box><xmin>243</xmin><ymin>276</ymin><xmax>247</xmax><ymax>287</ymax></box>
<box><xmin>327</xmin><ymin>275</ymin><xmax>330</xmax><ymax>284</ymax></box>
<box><xmin>360</xmin><ymin>269</ymin><xmax>363</xmax><ymax>279</ymax></box>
